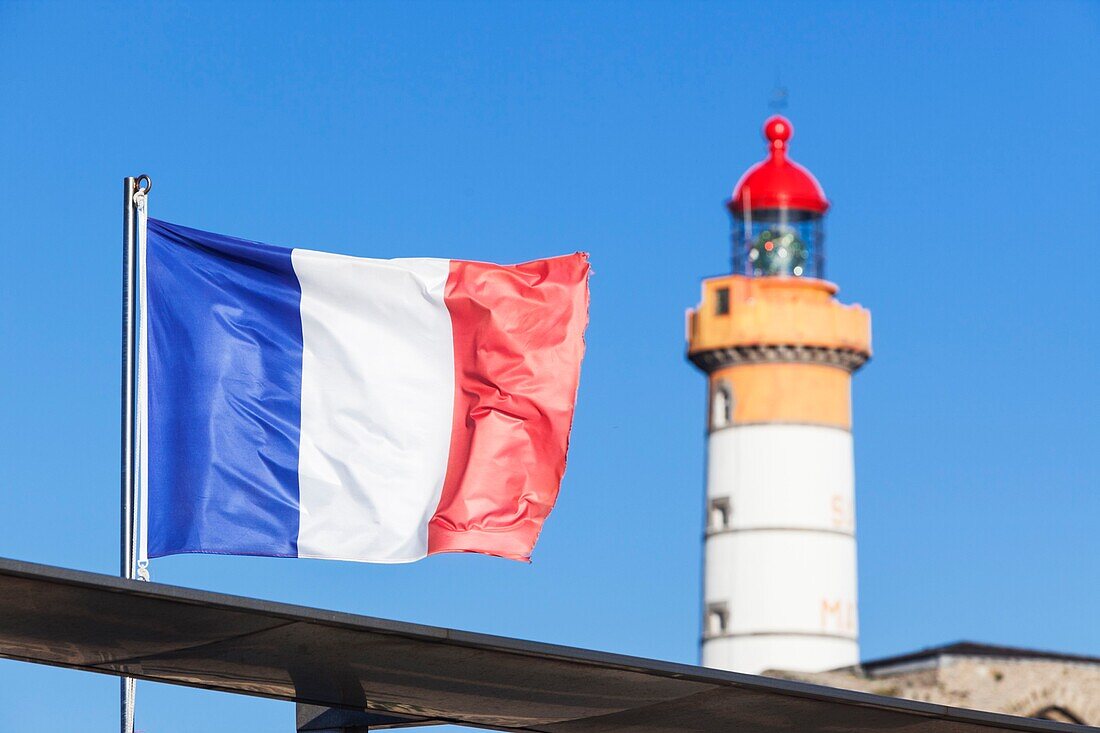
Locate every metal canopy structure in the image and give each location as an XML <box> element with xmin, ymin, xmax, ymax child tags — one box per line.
<box><xmin>0</xmin><ymin>558</ymin><xmax>1091</xmax><ymax>733</ymax></box>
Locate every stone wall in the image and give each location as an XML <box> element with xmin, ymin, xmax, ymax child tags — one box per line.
<box><xmin>773</xmin><ymin>658</ymin><xmax>1100</xmax><ymax>725</ymax></box>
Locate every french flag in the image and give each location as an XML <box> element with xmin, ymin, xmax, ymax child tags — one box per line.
<box><xmin>144</xmin><ymin>219</ymin><xmax>589</xmax><ymax>563</ymax></box>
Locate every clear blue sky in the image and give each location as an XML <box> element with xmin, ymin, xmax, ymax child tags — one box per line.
<box><xmin>1</xmin><ymin>2</ymin><xmax>1098</xmax><ymax>731</ymax></box>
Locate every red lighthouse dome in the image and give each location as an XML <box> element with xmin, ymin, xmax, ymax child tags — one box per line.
<box><xmin>728</xmin><ymin>116</ymin><xmax>829</xmax><ymax>215</ymax></box>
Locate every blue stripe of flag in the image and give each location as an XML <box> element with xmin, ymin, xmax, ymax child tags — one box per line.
<box><xmin>146</xmin><ymin>218</ymin><xmax>303</xmax><ymax>558</ymax></box>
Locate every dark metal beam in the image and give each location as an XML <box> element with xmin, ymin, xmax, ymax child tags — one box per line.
<box><xmin>0</xmin><ymin>557</ymin><xmax>1090</xmax><ymax>733</ymax></box>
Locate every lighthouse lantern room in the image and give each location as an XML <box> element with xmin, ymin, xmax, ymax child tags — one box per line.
<box><xmin>687</xmin><ymin>116</ymin><xmax>872</xmax><ymax>675</ymax></box>
<box><xmin>730</xmin><ymin>116</ymin><xmax>827</xmax><ymax>279</ymax></box>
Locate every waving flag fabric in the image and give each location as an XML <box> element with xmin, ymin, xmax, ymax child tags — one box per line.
<box><xmin>144</xmin><ymin>219</ymin><xmax>589</xmax><ymax>563</ymax></box>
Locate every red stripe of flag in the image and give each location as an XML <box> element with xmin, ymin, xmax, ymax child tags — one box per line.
<box><xmin>427</xmin><ymin>253</ymin><xmax>590</xmax><ymax>561</ymax></box>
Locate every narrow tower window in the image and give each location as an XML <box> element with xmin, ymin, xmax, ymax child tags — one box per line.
<box><xmin>708</xmin><ymin>497</ymin><xmax>731</xmax><ymax>533</ymax></box>
<box><xmin>715</xmin><ymin>287</ymin><xmax>730</xmax><ymax>315</ymax></box>
<box><xmin>705</xmin><ymin>602</ymin><xmax>729</xmax><ymax>638</ymax></box>
<box><xmin>711</xmin><ymin>381</ymin><xmax>732</xmax><ymax>429</ymax></box>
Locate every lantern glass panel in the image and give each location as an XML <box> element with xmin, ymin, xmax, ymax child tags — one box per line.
<box><xmin>732</xmin><ymin>209</ymin><xmax>824</xmax><ymax>279</ymax></box>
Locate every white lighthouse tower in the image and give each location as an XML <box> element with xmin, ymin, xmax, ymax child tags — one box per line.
<box><xmin>687</xmin><ymin>116</ymin><xmax>872</xmax><ymax>675</ymax></box>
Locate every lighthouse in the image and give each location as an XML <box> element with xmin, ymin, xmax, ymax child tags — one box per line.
<box><xmin>687</xmin><ymin>116</ymin><xmax>872</xmax><ymax>675</ymax></box>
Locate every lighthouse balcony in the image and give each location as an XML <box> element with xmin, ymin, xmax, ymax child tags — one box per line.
<box><xmin>687</xmin><ymin>275</ymin><xmax>871</xmax><ymax>369</ymax></box>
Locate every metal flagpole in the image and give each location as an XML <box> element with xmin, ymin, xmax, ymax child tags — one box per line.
<box><xmin>121</xmin><ymin>174</ymin><xmax>150</xmax><ymax>733</ymax></box>
<box><xmin>121</xmin><ymin>176</ymin><xmax>137</xmax><ymax>584</ymax></box>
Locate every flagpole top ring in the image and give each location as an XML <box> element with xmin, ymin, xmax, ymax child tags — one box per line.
<box><xmin>135</xmin><ymin>174</ymin><xmax>152</xmax><ymax>198</ymax></box>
